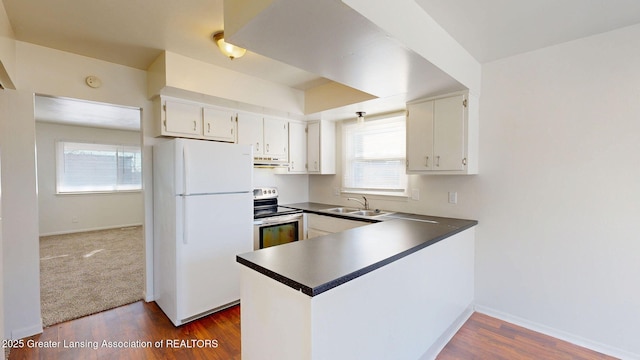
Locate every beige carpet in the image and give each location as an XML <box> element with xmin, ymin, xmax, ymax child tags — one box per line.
<box><xmin>39</xmin><ymin>226</ymin><xmax>144</xmax><ymax>327</ymax></box>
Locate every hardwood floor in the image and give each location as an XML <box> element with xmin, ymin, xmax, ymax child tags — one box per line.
<box><xmin>437</xmin><ymin>312</ymin><xmax>617</xmax><ymax>360</ymax></box>
<box><xmin>8</xmin><ymin>301</ymin><xmax>240</xmax><ymax>360</ymax></box>
<box><xmin>8</xmin><ymin>301</ymin><xmax>616</xmax><ymax>359</ymax></box>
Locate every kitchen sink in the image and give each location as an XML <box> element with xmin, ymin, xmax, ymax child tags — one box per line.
<box><xmin>321</xmin><ymin>207</ymin><xmax>393</xmax><ymax>218</ymax></box>
<box><xmin>349</xmin><ymin>210</ymin><xmax>392</xmax><ymax>217</ymax></box>
<box><xmin>323</xmin><ymin>207</ymin><xmax>359</xmax><ymax>213</ymax></box>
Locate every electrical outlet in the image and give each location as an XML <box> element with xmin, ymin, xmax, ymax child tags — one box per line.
<box><xmin>411</xmin><ymin>188</ymin><xmax>420</xmax><ymax>201</ymax></box>
<box><xmin>448</xmin><ymin>192</ymin><xmax>458</xmax><ymax>204</ymax></box>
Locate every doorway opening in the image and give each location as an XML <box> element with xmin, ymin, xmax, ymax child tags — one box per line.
<box><xmin>34</xmin><ymin>94</ymin><xmax>145</xmax><ymax>327</ymax></box>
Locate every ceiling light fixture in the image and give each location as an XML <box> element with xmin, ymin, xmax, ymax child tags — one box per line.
<box><xmin>212</xmin><ymin>31</ymin><xmax>247</xmax><ymax>60</ymax></box>
<box><xmin>356</xmin><ymin>111</ymin><xmax>366</xmax><ymax>124</ymax></box>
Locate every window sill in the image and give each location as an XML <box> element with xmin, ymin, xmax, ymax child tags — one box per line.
<box><xmin>56</xmin><ymin>190</ymin><xmax>142</xmax><ymax>195</ymax></box>
<box><xmin>340</xmin><ymin>189</ymin><xmax>408</xmax><ymax>199</ymax></box>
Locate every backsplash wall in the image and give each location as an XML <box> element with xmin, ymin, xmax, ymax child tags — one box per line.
<box><xmin>253</xmin><ymin>168</ymin><xmax>309</xmax><ymax>204</ymax></box>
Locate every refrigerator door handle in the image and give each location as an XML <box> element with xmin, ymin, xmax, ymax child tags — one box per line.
<box><xmin>183</xmin><ymin>145</ymin><xmax>189</xmax><ymax>195</ymax></box>
<box><xmin>183</xmin><ymin>196</ymin><xmax>189</xmax><ymax>245</ymax></box>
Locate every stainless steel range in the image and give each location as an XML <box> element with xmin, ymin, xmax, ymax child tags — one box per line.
<box><xmin>253</xmin><ymin>187</ymin><xmax>303</xmax><ymax>250</ymax></box>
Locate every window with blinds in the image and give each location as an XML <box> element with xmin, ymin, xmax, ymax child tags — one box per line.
<box><xmin>56</xmin><ymin>141</ymin><xmax>142</xmax><ymax>193</ymax></box>
<box><xmin>342</xmin><ymin>115</ymin><xmax>407</xmax><ymax>196</ymax></box>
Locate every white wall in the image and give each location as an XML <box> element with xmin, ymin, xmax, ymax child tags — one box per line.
<box><xmin>309</xmin><ymin>24</ymin><xmax>640</xmax><ymax>358</ymax></box>
<box><xmin>2</xmin><ymin>40</ymin><xmax>310</xmax><ymax>339</ymax></box>
<box><xmin>473</xmin><ymin>24</ymin><xmax>640</xmax><ymax>358</ymax></box>
<box><xmin>1</xmin><ymin>41</ymin><xmax>154</xmax><ymax>339</ymax></box>
<box><xmin>253</xmin><ymin>168</ymin><xmax>308</xmax><ymax>204</ymax></box>
<box><xmin>0</xmin><ymin>88</ymin><xmax>42</xmax><ymax>339</ymax></box>
<box><xmin>35</xmin><ymin>122</ymin><xmax>144</xmax><ymax>236</ymax></box>
<box><xmin>0</xmin><ymin>99</ymin><xmax>5</xmax><ymax>344</ymax></box>
<box><xmin>0</xmin><ymin>0</ymin><xmax>15</xmax><ymax>89</ymax></box>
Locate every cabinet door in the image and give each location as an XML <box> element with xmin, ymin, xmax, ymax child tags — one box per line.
<box><xmin>307</xmin><ymin>122</ymin><xmax>320</xmax><ymax>172</ymax></box>
<box><xmin>264</xmin><ymin>117</ymin><xmax>288</xmax><ymax>157</ymax></box>
<box><xmin>237</xmin><ymin>113</ymin><xmax>263</xmax><ymax>155</ymax></box>
<box><xmin>164</xmin><ymin>100</ymin><xmax>202</xmax><ymax>136</ymax></box>
<box><xmin>203</xmin><ymin>107</ymin><xmax>236</xmax><ymax>142</ymax></box>
<box><xmin>288</xmin><ymin>122</ymin><xmax>307</xmax><ymax>173</ymax></box>
<box><xmin>406</xmin><ymin>100</ymin><xmax>434</xmax><ymax>171</ymax></box>
<box><xmin>306</xmin><ymin>213</ymin><xmax>368</xmax><ymax>233</ymax></box>
<box><xmin>433</xmin><ymin>95</ymin><xmax>465</xmax><ymax>171</ymax></box>
<box><xmin>307</xmin><ymin>228</ymin><xmax>331</xmax><ymax>239</ymax></box>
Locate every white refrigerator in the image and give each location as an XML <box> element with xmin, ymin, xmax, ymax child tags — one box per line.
<box><xmin>153</xmin><ymin>138</ymin><xmax>253</xmax><ymax>326</ymax></box>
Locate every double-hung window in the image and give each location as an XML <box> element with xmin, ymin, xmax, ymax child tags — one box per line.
<box><xmin>342</xmin><ymin>115</ymin><xmax>407</xmax><ymax>196</ymax></box>
<box><xmin>56</xmin><ymin>141</ymin><xmax>142</xmax><ymax>194</ymax></box>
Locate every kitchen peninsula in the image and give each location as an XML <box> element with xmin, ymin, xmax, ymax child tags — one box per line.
<box><xmin>237</xmin><ymin>204</ymin><xmax>477</xmax><ymax>360</ymax></box>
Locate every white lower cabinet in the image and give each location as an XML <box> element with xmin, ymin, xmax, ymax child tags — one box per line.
<box><xmin>306</xmin><ymin>213</ymin><xmax>369</xmax><ymax>239</ymax></box>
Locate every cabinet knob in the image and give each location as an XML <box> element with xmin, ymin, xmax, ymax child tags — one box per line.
<box><xmin>207</xmin><ymin>123</ymin><xmax>211</xmax><ymax>133</ymax></box>
<box><xmin>193</xmin><ymin>121</ymin><xmax>197</xmax><ymax>131</ymax></box>
<box><xmin>436</xmin><ymin>156</ymin><xmax>440</xmax><ymax>167</ymax></box>
<box><xmin>425</xmin><ymin>156</ymin><xmax>429</xmax><ymax>167</ymax></box>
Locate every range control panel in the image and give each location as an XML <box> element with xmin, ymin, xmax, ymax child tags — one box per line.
<box><xmin>253</xmin><ymin>187</ymin><xmax>278</xmax><ymax>200</ymax></box>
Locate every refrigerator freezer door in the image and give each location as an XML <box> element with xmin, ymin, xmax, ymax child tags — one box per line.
<box><xmin>176</xmin><ymin>192</ymin><xmax>253</xmax><ymax>321</ymax></box>
<box><xmin>176</xmin><ymin>139</ymin><xmax>252</xmax><ymax>195</ymax></box>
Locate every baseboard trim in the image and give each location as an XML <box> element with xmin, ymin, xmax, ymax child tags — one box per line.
<box><xmin>419</xmin><ymin>304</ymin><xmax>474</xmax><ymax>360</ymax></box>
<box><xmin>474</xmin><ymin>305</ymin><xmax>640</xmax><ymax>360</ymax></box>
<box><xmin>39</xmin><ymin>223</ymin><xmax>143</xmax><ymax>237</ymax></box>
<box><xmin>11</xmin><ymin>322</ymin><xmax>43</xmax><ymax>340</ymax></box>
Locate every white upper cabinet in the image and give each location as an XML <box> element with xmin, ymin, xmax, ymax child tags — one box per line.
<box><xmin>263</xmin><ymin>117</ymin><xmax>288</xmax><ymax>158</ymax></box>
<box><xmin>406</xmin><ymin>92</ymin><xmax>478</xmax><ymax>175</ymax></box>
<box><xmin>156</xmin><ymin>97</ymin><xmax>236</xmax><ymax>143</ymax></box>
<box><xmin>203</xmin><ymin>107</ymin><xmax>236</xmax><ymax>142</ymax></box>
<box><xmin>287</xmin><ymin>121</ymin><xmax>307</xmax><ymax>174</ymax></box>
<box><xmin>406</xmin><ymin>100</ymin><xmax>434</xmax><ymax>171</ymax></box>
<box><xmin>237</xmin><ymin>114</ymin><xmax>291</xmax><ymax>166</ymax></box>
<box><xmin>162</xmin><ymin>99</ymin><xmax>203</xmax><ymax>137</ymax></box>
<box><xmin>237</xmin><ymin>112</ymin><xmax>264</xmax><ymax>156</ymax></box>
<box><xmin>307</xmin><ymin>120</ymin><xmax>335</xmax><ymax>174</ymax></box>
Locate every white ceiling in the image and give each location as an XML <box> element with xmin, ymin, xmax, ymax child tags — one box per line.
<box><xmin>415</xmin><ymin>0</ymin><xmax>640</xmax><ymax>63</ymax></box>
<box><xmin>2</xmin><ymin>0</ymin><xmax>324</xmax><ymax>90</ymax></box>
<box><xmin>5</xmin><ymin>0</ymin><xmax>640</xmax><ymax>127</ymax></box>
<box><xmin>6</xmin><ymin>0</ymin><xmax>640</xmax><ymax>86</ymax></box>
<box><xmin>35</xmin><ymin>96</ymin><xmax>141</xmax><ymax>131</ymax></box>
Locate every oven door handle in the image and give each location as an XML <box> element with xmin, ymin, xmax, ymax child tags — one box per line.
<box><xmin>254</xmin><ymin>214</ymin><xmax>303</xmax><ymax>226</ymax></box>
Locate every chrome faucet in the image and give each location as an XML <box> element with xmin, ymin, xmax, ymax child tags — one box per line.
<box><xmin>347</xmin><ymin>196</ymin><xmax>369</xmax><ymax>210</ymax></box>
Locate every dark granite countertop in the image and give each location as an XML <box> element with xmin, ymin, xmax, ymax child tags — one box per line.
<box><xmin>236</xmin><ymin>202</ymin><xmax>478</xmax><ymax>297</ymax></box>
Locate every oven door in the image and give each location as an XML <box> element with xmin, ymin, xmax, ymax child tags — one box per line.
<box><xmin>253</xmin><ymin>213</ymin><xmax>304</xmax><ymax>250</ymax></box>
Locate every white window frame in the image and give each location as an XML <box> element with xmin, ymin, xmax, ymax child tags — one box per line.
<box><xmin>55</xmin><ymin>141</ymin><xmax>142</xmax><ymax>194</ymax></box>
<box><xmin>342</xmin><ymin>114</ymin><xmax>408</xmax><ymax>197</ymax></box>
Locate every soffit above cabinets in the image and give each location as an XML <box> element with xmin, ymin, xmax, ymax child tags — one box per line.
<box><xmin>224</xmin><ymin>0</ymin><xmax>466</xmax><ymax>103</ymax></box>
